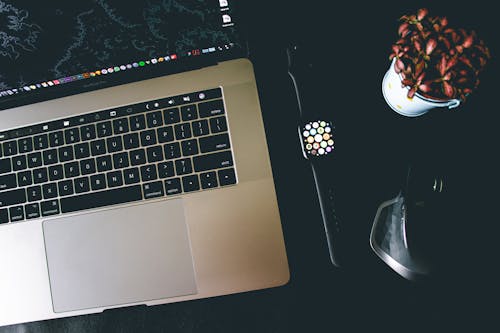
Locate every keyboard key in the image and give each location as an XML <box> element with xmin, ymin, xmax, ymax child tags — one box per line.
<box><xmin>146</xmin><ymin>146</ymin><xmax>163</xmax><ymax>163</ymax></box>
<box><xmin>25</xmin><ymin>203</ymin><xmax>40</xmax><ymax>219</ymax></box>
<box><xmin>41</xmin><ymin>199</ymin><xmax>60</xmax><ymax>217</ymax></box>
<box><xmin>64</xmin><ymin>162</ymin><xmax>80</xmax><ymax>178</ymax></box>
<box><xmin>107</xmin><ymin>171</ymin><xmax>123</xmax><ymax>188</ymax></box>
<box><xmin>113</xmin><ymin>118</ymin><xmax>129</xmax><ymax>134</ymax></box>
<box><xmin>18</xmin><ymin>138</ymin><xmax>33</xmax><ymax>153</ymax></box>
<box><xmin>164</xmin><ymin>142</ymin><xmax>181</xmax><ymax>160</ymax></box>
<box><xmin>34</xmin><ymin>134</ymin><xmax>49</xmax><ymax>150</ymax></box>
<box><xmin>74</xmin><ymin>177</ymin><xmax>90</xmax><ymax>193</ymax></box>
<box><xmin>49</xmin><ymin>131</ymin><xmax>64</xmax><ymax>147</ymax></box>
<box><xmin>192</xmin><ymin>119</ymin><xmax>209</xmax><ymax>137</ymax></box>
<box><xmin>81</xmin><ymin>124</ymin><xmax>97</xmax><ymax>141</ymax></box>
<box><xmin>181</xmin><ymin>139</ymin><xmax>199</xmax><ymax>156</ymax></box>
<box><xmin>130</xmin><ymin>149</ymin><xmax>146</xmax><ymax>166</ymax></box>
<box><xmin>143</xmin><ymin>181</ymin><xmax>164</xmax><ymax>199</ymax></box>
<box><xmin>199</xmin><ymin>99</ymin><xmax>225</xmax><ymax>118</ymax></box>
<box><xmin>42</xmin><ymin>183</ymin><xmax>58</xmax><ymax>199</ymax></box>
<box><xmin>200</xmin><ymin>171</ymin><xmax>218</xmax><ymax>189</ymax></box>
<box><xmin>58</xmin><ymin>180</ymin><xmax>74</xmax><ymax>196</ymax></box>
<box><xmin>175</xmin><ymin>158</ymin><xmax>193</xmax><ymax>175</ymax></box>
<box><xmin>165</xmin><ymin>178</ymin><xmax>182</xmax><ymax>196</ymax></box>
<box><xmin>158</xmin><ymin>161</ymin><xmax>175</xmax><ymax>178</ymax></box>
<box><xmin>27</xmin><ymin>152</ymin><xmax>43</xmax><ymax>168</ymax></box>
<box><xmin>26</xmin><ymin>186</ymin><xmax>42</xmax><ymax>202</ymax></box>
<box><xmin>198</xmin><ymin>88</ymin><xmax>222</xmax><ymax>100</ymax></box>
<box><xmin>80</xmin><ymin>158</ymin><xmax>96</xmax><ymax>175</ymax></box>
<box><xmin>0</xmin><ymin>158</ymin><xmax>11</xmax><ymax>174</ymax></box>
<box><xmin>96</xmin><ymin>155</ymin><xmax>113</xmax><ymax>172</ymax></box>
<box><xmin>58</xmin><ymin>146</ymin><xmax>74</xmax><ymax>162</ymax></box>
<box><xmin>48</xmin><ymin>165</ymin><xmax>64</xmax><ymax>181</ymax></box>
<box><xmin>193</xmin><ymin>151</ymin><xmax>233</xmax><ymax>172</ymax></box>
<box><xmin>174</xmin><ymin>123</ymin><xmax>192</xmax><ymax>140</ymax></box>
<box><xmin>0</xmin><ymin>188</ymin><xmax>27</xmax><ymax>207</ymax></box>
<box><xmin>199</xmin><ymin>133</ymin><xmax>230</xmax><ymax>153</ymax></box>
<box><xmin>90</xmin><ymin>174</ymin><xmax>107</xmax><ymax>191</ymax></box>
<box><xmin>60</xmin><ymin>185</ymin><xmax>142</xmax><ymax>214</ymax></box>
<box><xmin>0</xmin><ymin>174</ymin><xmax>17</xmax><ymax>191</ymax></box>
<box><xmin>140</xmin><ymin>130</ymin><xmax>157</xmax><ymax>146</ymax></box>
<box><xmin>43</xmin><ymin>149</ymin><xmax>58</xmax><ymax>165</ymax></box>
<box><xmin>17</xmin><ymin>171</ymin><xmax>33</xmax><ymax>187</ymax></box>
<box><xmin>113</xmin><ymin>152</ymin><xmax>129</xmax><ymax>169</ymax></box>
<box><xmin>97</xmin><ymin>121</ymin><xmax>113</xmax><ymax>137</ymax></box>
<box><xmin>12</xmin><ymin>155</ymin><xmax>27</xmax><ymax>171</ymax></box>
<box><xmin>33</xmin><ymin>167</ymin><xmax>48</xmax><ymax>184</ymax></box>
<box><xmin>90</xmin><ymin>139</ymin><xmax>107</xmax><ymax>156</ymax></box>
<box><xmin>64</xmin><ymin>128</ymin><xmax>80</xmax><ymax>144</ymax></box>
<box><xmin>123</xmin><ymin>133</ymin><xmax>140</xmax><ymax>150</ymax></box>
<box><xmin>130</xmin><ymin>114</ymin><xmax>146</xmax><ymax>131</ymax></box>
<box><xmin>146</xmin><ymin>111</ymin><xmax>163</xmax><ymax>128</ymax></box>
<box><xmin>218</xmin><ymin>168</ymin><xmax>237</xmax><ymax>186</ymax></box>
<box><xmin>180</xmin><ymin>104</ymin><xmax>198</xmax><ymax>121</ymax></box>
<box><xmin>107</xmin><ymin>136</ymin><xmax>123</xmax><ymax>153</ymax></box>
<box><xmin>209</xmin><ymin>116</ymin><xmax>228</xmax><ymax>133</ymax></box>
<box><xmin>12</xmin><ymin>155</ymin><xmax>28</xmax><ymax>175</ymax></box>
<box><xmin>157</xmin><ymin>126</ymin><xmax>174</xmax><ymax>143</ymax></box>
<box><xmin>3</xmin><ymin>141</ymin><xmax>17</xmax><ymax>156</ymax></box>
<box><xmin>75</xmin><ymin>142</ymin><xmax>91</xmax><ymax>159</ymax></box>
<box><xmin>9</xmin><ymin>206</ymin><xmax>24</xmax><ymax>222</ymax></box>
<box><xmin>124</xmin><ymin>167</ymin><xmax>140</xmax><ymax>184</ymax></box>
<box><xmin>182</xmin><ymin>175</ymin><xmax>200</xmax><ymax>193</ymax></box>
<box><xmin>0</xmin><ymin>208</ymin><xmax>8</xmax><ymax>224</ymax></box>
<box><xmin>140</xmin><ymin>164</ymin><xmax>158</xmax><ymax>182</ymax></box>
<box><xmin>163</xmin><ymin>107</ymin><xmax>180</xmax><ymax>124</ymax></box>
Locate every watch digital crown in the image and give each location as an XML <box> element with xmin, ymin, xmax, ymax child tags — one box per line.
<box><xmin>300</xmin><ymin>120</ymin><xmax>335</xmax><ymax>158</ymax></box>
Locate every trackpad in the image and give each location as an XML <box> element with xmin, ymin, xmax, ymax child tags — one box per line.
<box><xmin>43</xmin><ymin>200</ymin><xmax>197</xmax><ymax>313</ymax></box>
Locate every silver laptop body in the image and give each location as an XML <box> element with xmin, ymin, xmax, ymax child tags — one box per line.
<box><xmin>0</xmin><ymin>2</ymin><xmax>289</xmax><ymax>327</ymax></box>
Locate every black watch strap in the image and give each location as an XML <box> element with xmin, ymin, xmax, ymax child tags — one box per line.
<box><xmin>288</xmin><ymin>43</ymin><xmax>343</xmax><ymax>266</ymax></box>
<box><xmin>310</xmin><ymin>161</ymin><xmax>343</xmax><ymax>266</ymax></box>
<box><xmin>287</xmin><ymin>44</ymin><xmax>321</xmax><ymax>120</ymax></box>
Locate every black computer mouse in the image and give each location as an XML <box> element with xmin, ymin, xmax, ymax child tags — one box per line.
<box><xmin>403</xmin><ymin>160</ymin><xmax>455</xmax><ymax>276</ymax></box>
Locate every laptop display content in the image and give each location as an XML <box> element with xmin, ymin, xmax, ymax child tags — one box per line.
<box><xmin>0</xmin><ymin>0</ymin><xmax>242</xmax><ymax>111</ymax></box>
<box><xmin>0</xmin><ymin>0</ymin><xmax>289</xmax><ymax>328</ymax></box>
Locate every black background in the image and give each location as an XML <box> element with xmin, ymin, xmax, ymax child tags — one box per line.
<box><xmin>2</xmin><ymin>1</ymin><xmax>498</xmax><ymax>332</ymax></box>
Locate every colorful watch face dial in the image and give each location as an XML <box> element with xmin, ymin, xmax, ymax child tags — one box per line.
<box><xmin>301</xmin><ymin>120</ymin><xmax>335</xmax><ymax>158</ymax></box>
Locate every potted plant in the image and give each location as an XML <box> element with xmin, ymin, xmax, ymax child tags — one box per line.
<box><xmin>382</xmin><ymin>8</ymin><xmax>491</xmax><ymax>117</ymax></box>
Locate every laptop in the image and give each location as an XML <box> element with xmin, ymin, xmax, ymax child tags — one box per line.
<box><xmin>0</xmin><ymin>0</ymin><xmax>289</xmax><ymax>327</ymax></box>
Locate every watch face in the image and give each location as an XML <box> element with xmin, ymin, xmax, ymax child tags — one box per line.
<box><xmin>300</xmin><ymin>120</ymin><xmax>335</xmax><ymax>158</ymax></box>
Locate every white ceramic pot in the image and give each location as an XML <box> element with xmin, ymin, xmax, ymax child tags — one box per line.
<box><xmin>382</xmin><ymin>58</ymin><xmax>461</xmax><ymax>117</ymax></box>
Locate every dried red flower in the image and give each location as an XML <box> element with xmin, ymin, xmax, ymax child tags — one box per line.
<box><xmin>389</xmin><ymin>8</ymin><xmax>491</xmax><ymax>102</ymax></box>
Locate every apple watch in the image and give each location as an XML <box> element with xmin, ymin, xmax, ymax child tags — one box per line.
<box><xmin>287</xmin><ymin>44</ymin><xmax>342</xmax><ymax>266</ymax></box>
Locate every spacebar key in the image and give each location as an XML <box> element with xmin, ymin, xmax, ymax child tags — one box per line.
<box><xmin>60</xmin><ymin>185</ymin><xmax>143</xmax><ymax>213</ymax></box>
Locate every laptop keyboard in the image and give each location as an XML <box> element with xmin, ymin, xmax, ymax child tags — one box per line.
<box><xmin>0</xmin><ymin>87</ymin><xmax>237</xmax><ymax>224</ymax></box>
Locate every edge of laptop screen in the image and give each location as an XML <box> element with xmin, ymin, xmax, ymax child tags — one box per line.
<box><xmin>0</xmin><ymin>0</ymin><xmax>243</xmax><ymax>111</ymax></box>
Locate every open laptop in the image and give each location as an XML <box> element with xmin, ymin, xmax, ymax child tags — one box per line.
<box><xmin>0</xmin><ymin>0</ymin><xmax>289</xmax><ymax>327</ymax></box>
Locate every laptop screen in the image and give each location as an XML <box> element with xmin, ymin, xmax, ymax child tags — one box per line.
<box><xmin>0</xmin><ymin>0</ymin><xmax>242</xmax><ymax>111</ymax></box>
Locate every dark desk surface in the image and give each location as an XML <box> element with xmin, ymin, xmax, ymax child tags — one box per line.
<box><xmin>2</xmin><ymin>2</ymin><xmax>498</xmax><ymax>332</ymax></box>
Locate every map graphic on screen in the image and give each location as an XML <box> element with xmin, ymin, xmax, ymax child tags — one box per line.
<box><xmin>0</xmin><ymin>0</ymin><xmax>240</xmax><ymax>102</ymax></box>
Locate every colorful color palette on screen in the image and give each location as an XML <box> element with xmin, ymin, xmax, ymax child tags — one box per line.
<box><xmin>302</xmin><ymin>120</ymin><xmax>335</xmax><ymax>156</ymax></box>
